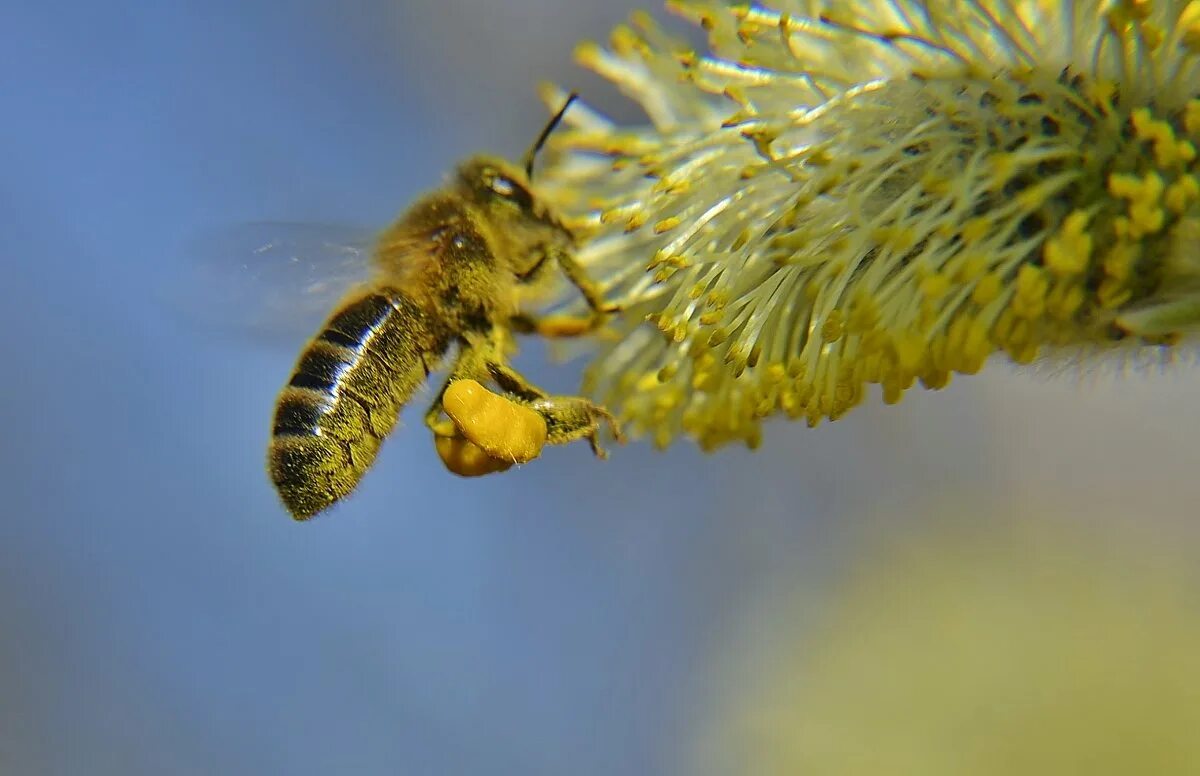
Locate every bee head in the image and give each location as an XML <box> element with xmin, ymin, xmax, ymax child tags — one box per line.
<box><xmin>457</xmin><ymin>156</ymin><xmax>576</xmax><ymax>264</ymax></box>
<box><xmin>455</xmin><ymin>94</ymin><xmax>579</xmax><ymax>238</ymax></box>
<box><xmin>458</xmin><ymin>158</ymin><xmax>540</xmax><ymax>216</ymax></box>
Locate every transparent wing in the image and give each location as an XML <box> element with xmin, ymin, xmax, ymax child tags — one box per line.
<box><xmin>172</xmin><ymin>221</ymin><xmax>379</xmax><ymax>345</ymax></box>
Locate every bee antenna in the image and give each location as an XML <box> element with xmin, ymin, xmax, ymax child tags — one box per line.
<box><xmin>523</xmin><ymin>92</ymin><xmax>578</xmax><ymax>180</ymax></box>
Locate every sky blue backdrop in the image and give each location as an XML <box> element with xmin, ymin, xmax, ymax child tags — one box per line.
<box><xmin>4</xmin><ymin>2</ymin><xmax>1200</xmax><ymax>774</ymax></box>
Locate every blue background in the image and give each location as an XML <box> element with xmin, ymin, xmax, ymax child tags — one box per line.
<box><xmin>4</xmin><ymin>2</ymin><xmax>1199</xmax><ymax>774</ymax></box>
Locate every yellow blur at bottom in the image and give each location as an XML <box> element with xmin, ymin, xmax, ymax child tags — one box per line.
<box><xmin>699</xmin><ymin>513</ymin><xmax>1200</xmax><ymax>776</ymax></box>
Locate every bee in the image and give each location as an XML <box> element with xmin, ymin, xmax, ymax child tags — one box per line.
<box><xmin>267</xmin><ymin>95</ymin><xmax>620</xmax><ymax>520</ymax></box>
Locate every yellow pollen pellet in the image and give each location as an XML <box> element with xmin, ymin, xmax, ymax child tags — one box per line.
<box><xmin>435</xmin><ymin>433</ymin><xmax>514</xmax><ymax>477</ymax></box>
<box><xmin>442</xmin><ymin>379</ymin><xmax>548</xmax><ymax>464</ymax></box>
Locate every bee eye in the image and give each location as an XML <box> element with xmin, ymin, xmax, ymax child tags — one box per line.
<box><xmin>487</xmin><ymin>174</ymin><xmax>534</xmax><ymax>210</ymax></box>
<box><xmin>489</xmin><ymin>176</ymin><xmax>515</xmax><ymax>197</ymax></box>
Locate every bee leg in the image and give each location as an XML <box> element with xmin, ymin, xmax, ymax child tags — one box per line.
<box><xmin>484</xmin><ymin>359</ymin><xmax>624</xmax><ymax>458</ymax></box>
<box><xmin>509</xmin><ymin>311</ymin><xmax>608</xmax><ymax>338</ymax></box>
<box><xmin>508</xmin><ymin>250</ymin><xmax>620</xmax><ymax>338</ymax></box>
<box><xmin>484</xmin><ymin>359</ymin><xmax>549</xmax><ymax>401</ymax></box>
<box><xmin>527</xmin><ymin>395</ymin><xmax>624</xmax><ymax>459</ymax></box>
<box><xmin>551</xmin><ymin>247</ymin><xmax>622</xmax><ymax>315</ymax></box>
<box><xmin>423</xmin><ymin>382</ymin><xmax>458</xmax><ymax>439</ymax></box>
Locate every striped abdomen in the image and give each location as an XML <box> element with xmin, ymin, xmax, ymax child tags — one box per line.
<box><xmin>268</xmin><ymin>289</ymin><xmax>445</xmax><ymax>519</ymax></box>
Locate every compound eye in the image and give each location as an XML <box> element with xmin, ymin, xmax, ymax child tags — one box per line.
<box><xmin>489</xmin><ymin>175</ymin><xmax>514</xmax><ymax>196</ymax></box>
<box><xmin>487</xmin><ymin>174</ymin><xmax>534</xmax><ymax>210</ymax></box>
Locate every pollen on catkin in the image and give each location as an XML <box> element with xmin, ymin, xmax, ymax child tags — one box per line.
<box><xmin>540</xmin><ymin>0</ymin><xmax>1200</xmax><ymax>451</ymax></box>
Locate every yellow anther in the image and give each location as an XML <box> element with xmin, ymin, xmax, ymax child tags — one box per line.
<box><xmin>1108</xmin><ymin>172</ymin><xmax>1143</xmax><ymax>199</ymax></box>
<box><xmin>653</xmin><ymin>216</ymin><xmax>682</xmax><ymax>233</ymax></box>
<box><xmin>1182</xmin><ymin>3</ymin><xmax>1200</xmax><ymax>53</ymax></box>
<box><xmin>1043</xmin><ymin>210</ymin><xmax>1093</xmax><ymax>276</ymax></box>
<box><xmin>971</xmin><ymin>272</ymin><xmax>1004</xmax><ymax>306</ymax></box>
<box><xmin>894</xmin><ymin>331</ymin><xmax>926</xmax><ymax>373</ymax></box>
<box><xmin>1011</xmin><ymin>264</ymin><xmax>1048</xmax><ymax>319</ymax></box>
<box><xmin>1131</xmin><ymin>107</ymin><xmax>1155</xmax><ymax>138</ymax></box>
<box><xmin>1104</xmin><ymin>242</ymin><xmax>1141</xmax><ymax>280</ymax></box>
<box><xmin>1129</xmin><ymin>200</ymin><xmax>1166</xmax><ymax>236</ymax></box>
<box><xmin>1046</xmin><ymin>280</ymin><xmax>1086</xmax><ymax>320</ymax></box>
<box><xmin>1098</xmin><ymin>277</ymin><xmax>1133</xmax><ymax>309</ymax></box>
<box><xmin>960</xmin><ymin>319</ymin><xmax>992</xmax><ymax>374</ymax></box>
<box><xmin>961</xmin><ymin>217</ymin><xmax>992</xmax><ymax>245</ymax></box>
<box><xmin>846</xmin><ymin>297</ymin><xmax>879</xmax><ymax>333</ymax></box>
<box><xmin>955</xmin><ymin>253</ymin><xmax>989</xmax><ymax>282</ymax></box>
<box><xmin>821</xmin><ymin>310</ymin><xmax>845</xmax><ymax>342</ymax></box>
<box><xmin>921</xmin><ymin>172</ymin><xmax>952</xmax><ymax>196</ymax></box>
<box><xmin>1165</xmin><ymin>175</ymin><xmax>1200</xmax><ymax>213</ymax></box>
<box><xmin>920</xmin><ymin>272</ymin><xmax>952</xmax><ymax>300</ymax></box>
<box><xmin>1186</xmin><ymin>99</ymin><xmax>1200</xmax><ymax>137</ymax></box>
<box><xmin>1140</xmin><ymin>22</ymin><xmax>1165</xmax><ymax>50</ymax></box>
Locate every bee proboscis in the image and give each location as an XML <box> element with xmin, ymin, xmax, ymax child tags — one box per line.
<box><xmin>267</xmin><ymin>96</ymin><xmax>620</xmax><ymax>519</ymax></box>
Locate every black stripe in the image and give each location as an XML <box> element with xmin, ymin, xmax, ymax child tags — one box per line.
<box><xmin>288</xmin><ymin>346</ymin><xmax>354</xmax><ymax>396</ymax></box>
<box><xmin>272</xmin><ymin>393</ymin><xmax>327</xmax><ymax>437</ymax></box>
<box><xmin>288</xmin><ymin>372</ymin><xmax>336</xmax><ymax>393</ymax></box>
<box><xmin>325</xmin><ymin>294</ymin><xmax>395</xmax><ymax>349</ymax></box>
<box><xmin>319</xmin><ymin>328</ymin><xmax>360</xmax><ymax>349</ymax></box>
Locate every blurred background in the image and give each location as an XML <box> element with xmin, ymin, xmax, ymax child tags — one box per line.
<box><xmin>2</xmin><ymin>1</ymin><xmax>1199</xmax><ymax>774</ymax></box>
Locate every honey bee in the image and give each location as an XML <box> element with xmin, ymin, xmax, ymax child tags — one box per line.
<box><xmin>267</xmin><ymin>95</ymin><xmax>621</xmax><ymax>519</ymax></box>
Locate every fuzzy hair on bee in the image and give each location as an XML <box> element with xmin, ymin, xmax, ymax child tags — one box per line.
<box><xmin>267</xmin><ymin>97</ymin><xmax>621</xmax><ymax>520</ymax></box>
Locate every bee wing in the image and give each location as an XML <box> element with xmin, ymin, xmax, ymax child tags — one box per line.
<box><xmin>172</xmin><ymin>221</ymin><xmax>380</xmax><ymax>345</ymax></box>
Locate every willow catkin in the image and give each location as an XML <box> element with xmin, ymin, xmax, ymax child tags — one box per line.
<box><xmin>540</xmin><ymin>0</ymin><xmax>1200</xmax><ymax>450</ymax></box>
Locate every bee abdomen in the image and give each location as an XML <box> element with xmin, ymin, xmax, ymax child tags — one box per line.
<box><xmin>268</xmin><ymin>289</ymin><xmax>441</xmax><ymax>519</ymax></box>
